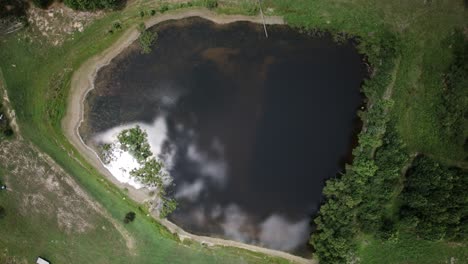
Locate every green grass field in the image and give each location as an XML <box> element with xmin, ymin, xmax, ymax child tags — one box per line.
<box><xmin>0</xmin><ymin>0</ymin><xmax>466</xmax><ymax>263</ymax></box>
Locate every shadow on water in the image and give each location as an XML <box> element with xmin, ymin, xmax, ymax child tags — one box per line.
<box><xmin>81</xmin><ymin>17</ymin><xmax>368</xmax><ymax>256</ymax></box>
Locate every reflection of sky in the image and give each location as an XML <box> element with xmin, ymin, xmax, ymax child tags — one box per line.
<box><xmin>94</xmin><ymin>116</ymin><xmax>312</xmax><ymax>252</ymax></box>
<box><xmin>84</xmin><ymin>17</ymin><xmax>367</xmax><ymax>254</ymax></box>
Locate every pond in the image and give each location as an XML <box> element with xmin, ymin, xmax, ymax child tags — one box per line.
<box><xmin>80</xmin><ymin>17</ymin><xmax>367</xmax><ymax>256</ymax></box>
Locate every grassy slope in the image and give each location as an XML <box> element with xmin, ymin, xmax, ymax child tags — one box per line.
<box><xmin>0</xmin><ymin>2</ymin><xmax>292</xmax><ymax>264</ymax></box>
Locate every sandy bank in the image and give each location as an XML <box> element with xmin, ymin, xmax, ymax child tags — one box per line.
<box><xmin>62</xmin><ymin>8</ymin><xmax>314</xmax><ymax>264</ymax></box>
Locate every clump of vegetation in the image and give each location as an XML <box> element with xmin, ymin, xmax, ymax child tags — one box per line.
<box><xmin>399</xmin><ymin>156</ymin><xmax>467</xmax><ymax>241</ymax></box>
<box><xmin>130</xmin><ymin>158</ymin><xmax>164</xmax><ymax>187</ymax></box>
<box><xmin>63</xmin><ymin>0</ymin><xmax>124</xmax><ymax>11</ymax></box>
<box><xmin>203</xmin><ymin>0</ymin><xmax>218</xmax><ymax>9</ymax></box>
<box><xmin>160</xmin><ymin>197</ymin><xmax>177</xmax><ymax>219</ymax></box>
<box><xmin>159</xmin><ymin>3</ymin><xmax>169</xmax><ymax>13</ymax></box>
<box><xmin>100</xmin><ymin>143</ymin><xmax>114</xmax><ymax>164</ymax></box>
<box><xmin>0</xmin><ymin>103</ymin><xmax>13</xmax><ymax>141</ymax></box>
<box><xmin>138</xmin><ymin>23</ymin><xmax>158</xmax><ymax>54</ymax></box>
<box><xmin>31</xmin><ymin>0</ymin><xmax>53</xmax><ymax>8</ymax></box>
<box><xmin>123</xmin><ymin>211</ymin><xmax>136</xmax><ymax>223</ymax></box>
<box><xmin>310</xmin><ymin>30</ymin><xmax>401</xmax><ymax>263</ymax></box>
<box><xmin>117</xmin><ymin>125</ymin><xmax>152</xmax><ymax>163</ymax></box>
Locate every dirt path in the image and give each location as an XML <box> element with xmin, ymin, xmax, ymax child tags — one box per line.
<box><xmin>62</xmin><ymin>8</ymin><xmax>314</xmax><ymax>264</ymax></box>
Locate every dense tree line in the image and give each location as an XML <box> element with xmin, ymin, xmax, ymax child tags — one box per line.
<box><xmin>311</xmin><ymin>30</ymin><xmax>401</xmax><ymax>263</ymax></box>
<box><xmin>357</xmin><ymin>127</ymin><xmax>409</xmax><ymax>236</ymax></box>
<box><xmin>399</xmin><ymin>156</ymin><xmax>467</xmax><ymax>241</ymax></box>
<box><xmin>112</xmin><ymin>126</ymin><xmax>177</xmax><ymax>218</ymax></box>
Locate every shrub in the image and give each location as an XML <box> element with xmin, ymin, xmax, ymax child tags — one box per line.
<box><xmin>137</xmin><ymin>24</ymin><xmax>157</xmax><ymax>54</ymax></box>
<box><xmin>63</xmin><ymin>0</ymin><xmax>123</xmax><ymax>11</ymax></box>
<box><xmin>117</xmin><ymin>125</ymin><xmax>152</xmax><ymax>162</ymax></box>
<box><xmin>123</xmin><ymin>211</ymin><xmax>136</xmax><ymax>223</ymax></box>
<box><xmin>203</xmin><ymin>0</ymin><xmax>218</xmax><ymax>9</ymax></box>
<box><xmin>160</xmin><ymin>198</ymin><xmax>177</xmax><ymax>219</ymax></box>
<box><xmin>159</xmin><ymin>3</ymin><xmax>169</xmax><ymax>13</ymax></box>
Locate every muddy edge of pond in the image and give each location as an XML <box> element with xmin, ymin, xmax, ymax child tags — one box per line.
<box><xmin>61</xmin><ymin>8</ymin><xmax>315</xmax><ymax>264</ymax></box>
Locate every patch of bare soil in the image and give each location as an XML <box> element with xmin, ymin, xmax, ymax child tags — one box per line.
<box><xmin>0</xmin><ymin>139</ymin><xmax>135</xmax><ymax>251</ymax></box>
<box><xmin>26</xmin><ymin>3</ymin><xmax>103</xmax><ymax>46</ymax></box>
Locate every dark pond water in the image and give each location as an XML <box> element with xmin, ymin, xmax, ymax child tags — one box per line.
<box><xmin>81</xmin><ymin>17</ymin><xmax>366</xmax><ymax>255</ymax></box>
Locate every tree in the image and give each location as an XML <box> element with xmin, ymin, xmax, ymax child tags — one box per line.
<box><xmin>137</xmin><ymin>24</ymin><xmax>157</xmax><ymax>54</ymax></box>
<box><xmin>399</xmin><ymin>156</ymin><xmax>467</xmax><ymax>240</ymax></box>
<box><xmin>123</xmin><ymin>211</ymin><xmax>136</xmax><ymax>223</ymax></box>
<box><xmin>117</xmin><ymin>125</ymin><xmax>152</xmax><ymax>162</ymax></box>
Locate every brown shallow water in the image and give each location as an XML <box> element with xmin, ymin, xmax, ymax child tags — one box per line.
<box><xmin>81</xmin><ymin>17</ymin><xmax>367</xmax><ymax>256</ymax></box>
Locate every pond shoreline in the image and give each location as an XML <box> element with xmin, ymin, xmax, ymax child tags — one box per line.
<box><xmin>62</xmin><ymin>8</ymin><xmax>315</xmax><ymax>264</ymax></box>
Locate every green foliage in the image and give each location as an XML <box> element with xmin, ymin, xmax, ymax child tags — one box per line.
<box><xmin>123</xmin><ymin>211</ymin><xmax>136</xmax><ymax>223</ymax></box>
<box><xmin>100</xmin><ymin>143</ymin><xmax>113</xmax><ymax>164</ymax></box>
<box><xmin>117</xmin><ymin>125</ymin><xmax>152</xmax><ymax>163</ymax></box>
<box><xmin>31</xmin><ymin>0</ymin><xmax>53</xmax><ymax>8</ymax></box>
<box><xmin>160</xmin><ymin>197</ymin><xmax>177</xmax><ymax>219</ymax></box>
<box><xmin>130</xmin><ymin>158</ymin><xmax>164</xmax><ymax>188</ymax></box>
<box><xmin>159</xmin><ymin>3</ymin><xmax>169</xmax><ymax>13</ymax></box>
<box><xmin>117</xmin><ymin>126</ymin><xmax>177</xmax><ymax>218</ymax></box>
<box><xmin>203</xmin><ymin>0</ymin><xmax>218</xmax><ymax>9</ymax></box>
<box><xmin>63</xmin><ymin>0</ymin><xmax>122</xmax><ymax>11</ymax></box>
<box><xmin>358</xmin><ymin>128</ymin><xmax>409</xmax><ymax>234</ymax></box>
<box><xmin>311</xmin><ymin>28</ymin><xmax>400</xmax><ymax>262</ymax></box>
<box><xmin>399</xmin><ymin>156</ymin><xmax>467</xmax><ymax>241</ymax></box>
<box><xmin>138</xmin><ymin>24</ymin><xmax>157</xmax><ymax>54</ymax></box>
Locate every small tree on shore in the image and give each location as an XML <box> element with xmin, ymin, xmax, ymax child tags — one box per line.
<box><xmin>124</xmin><ymin>211</ymin><xmax>136</xmax><ymax>223</ymax></box>
<box><xmin>138</xmin><ymin>23</ymin><xmax>157</xmax><ymax>54</ymax></box>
